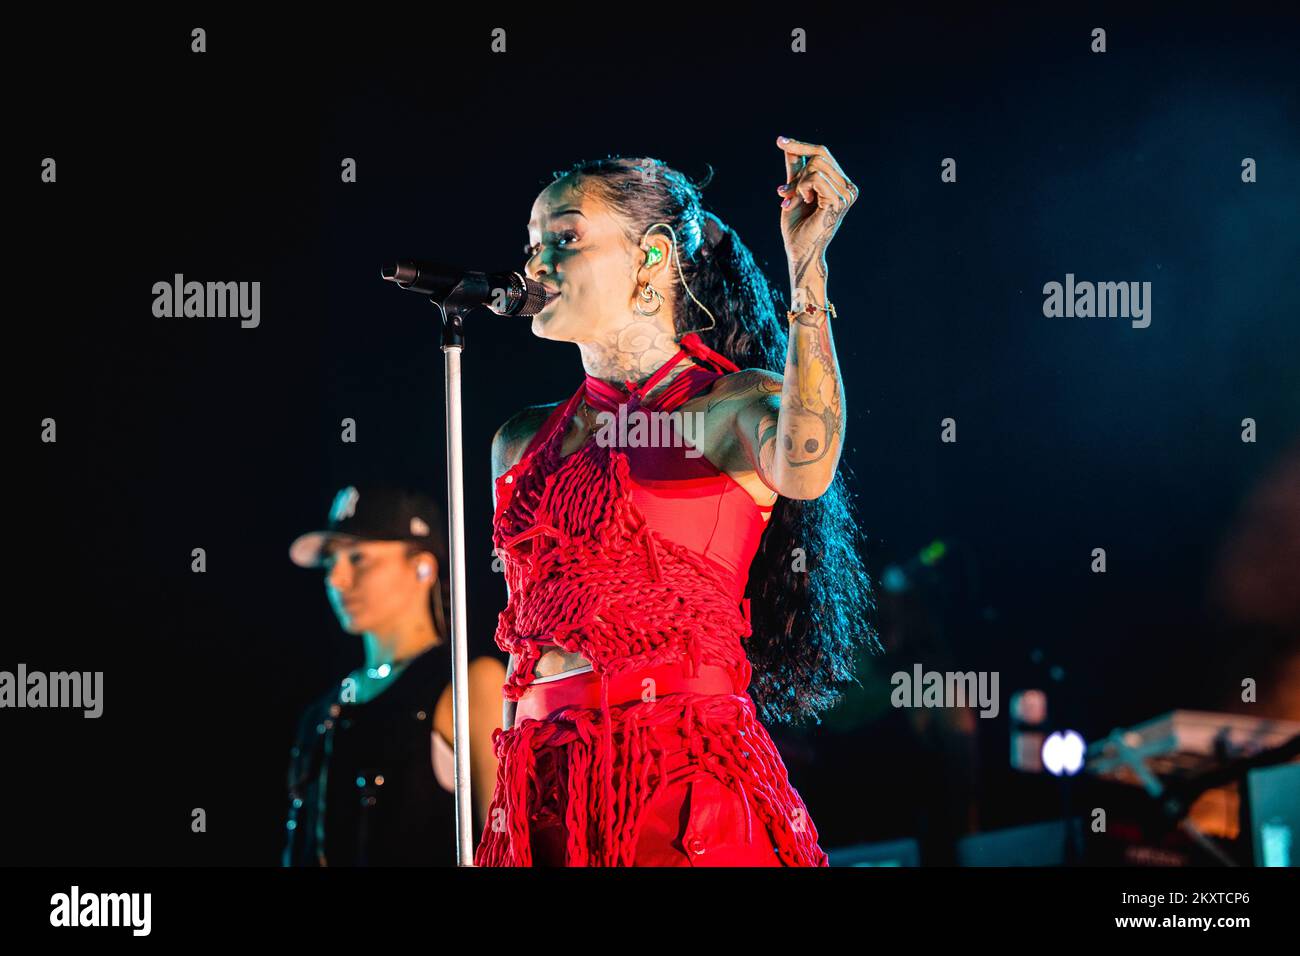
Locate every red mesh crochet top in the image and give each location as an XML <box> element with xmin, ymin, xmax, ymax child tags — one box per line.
<box><xmin>492</xmin><ymin>333</ymin><xmax>773</xmax><ymax>703</ymax></box>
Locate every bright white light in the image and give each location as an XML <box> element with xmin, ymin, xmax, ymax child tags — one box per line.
<box><xmin>1042</xmin><ymin>730</ymin><xmax>1086</xmax><ymax>776</ymax></box>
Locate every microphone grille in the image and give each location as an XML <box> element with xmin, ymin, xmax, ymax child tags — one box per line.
<box><xmin>515</xmin><ymin>275</ymin><xmax>555</xmax><ymax>317</ymax></box>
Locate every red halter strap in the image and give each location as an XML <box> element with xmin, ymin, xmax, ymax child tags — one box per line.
<box><xmin>583</xmin><ymin>333</ymin><xmax>740</xmax><ymax>414</ymax></box>
<box><xmin>517</xmin><ymin>335</ymin><xmax>741</xmax><ymax>463</ymax></box>
<box><xmin>677</xmin><ymin>331</ymin><xmax>741</xmax><ymax>374</ymax></box>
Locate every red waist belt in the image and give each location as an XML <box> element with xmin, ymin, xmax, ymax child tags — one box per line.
<box><xmin>515</xmin><ymin>661</ymin><xmax>738</xmax><ymax>723</ymax></box>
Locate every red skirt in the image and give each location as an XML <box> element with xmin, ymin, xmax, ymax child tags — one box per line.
<box><xmin>474</xmin><ymin>659</ymin><xmax>829</xmax><ymax>867</ymax></box>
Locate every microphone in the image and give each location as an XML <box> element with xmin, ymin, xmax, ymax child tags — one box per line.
<box><xmin>381</xmin><ymin>260</ymin><xmax>557</xmax><ymax>317</ymax></box>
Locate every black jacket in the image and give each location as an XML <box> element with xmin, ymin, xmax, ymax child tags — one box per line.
<box><xmin>283</xmin><ymin>641</ymin><xmax>457</xmax><ymax>866</ymax></box>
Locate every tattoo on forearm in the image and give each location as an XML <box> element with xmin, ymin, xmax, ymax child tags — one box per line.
<box><xmin>716</xmin><ymin>314</ymin><xmax>844</xmax><ymax>493</ymax></box>
<box><xmin>765</xmin><ymin>173</ymin><xmax>853</xmax><ymax>485</ymax></box>
<box><xmin>779</xmin><ymin>310</ymin><xmax>842</xmax><ymax>470</ymax></box>
<box><xmin>793</xmin><ymin>247</ymin><xmax>828</xmax><ymax>290</ymax></box>
<box><xmin>791</xmin><ymin>202</ymin><xmax>845</xmax><ymax>289</ymax></box>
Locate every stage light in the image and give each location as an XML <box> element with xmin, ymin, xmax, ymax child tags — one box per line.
<box><xmin>918</xmin><ymin>540</ymin><xmax>947</xmax><ymax>566</ymax></box>
<box><xmin>1010</xmin><ymin>690</ymin><xmax>1049</xmax><ymax>772</ymax></box>
<box><xmin>880</xmin><ymin>565</ymin><xmax>907</xmax><ymax>593</ymax></box>
<box><xmin>1011</xmin><ymin>689</ymin><xmax>1047</xmax><ymax>725</ymax></box>
<box><xmin>1042</xmin><ymin>730</ymin><xmax>1086</xmax><ymax>776</ymax></box>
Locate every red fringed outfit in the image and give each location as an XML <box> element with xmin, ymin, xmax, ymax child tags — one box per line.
<box><xmin>475</xmin><ymin>333</ymin><xmax>828</xmax><ymax>867</ymax></box>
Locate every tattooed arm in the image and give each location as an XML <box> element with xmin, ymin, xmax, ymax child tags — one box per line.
<box><xmin>730</xmin><ymin>309</ymin><xmax>846</xmax><ymax>500</ymax></box>
<box><xmin>728</xmin><ymin>136</ymin><xmax>858</xmax><ymax>501</ymax></box>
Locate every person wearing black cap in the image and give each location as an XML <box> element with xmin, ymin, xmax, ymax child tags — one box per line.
<box><xmin>283</xmin><ymin>483</ymin><xmax>505</xmax><ymax>866</ymax></box>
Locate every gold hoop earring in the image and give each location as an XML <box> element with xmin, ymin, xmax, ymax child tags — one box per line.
<box><xmin>634</xmin><ymin>282</ymin><xmax>664</xmax><ymax>316</ymax></box>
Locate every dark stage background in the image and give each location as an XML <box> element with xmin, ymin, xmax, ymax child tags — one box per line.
<box><xmin>10</xmin><ymin>9</ymin><xmax>1299</xmax><ymax>865</ymax></box>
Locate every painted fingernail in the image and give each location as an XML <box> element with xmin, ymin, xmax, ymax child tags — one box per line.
<box><xmin>781</xmin><ymin>198</ymin><xmax>792</xmax><ymax>208</ymax></box>
<box><xmin>777</xmin><ymin>184</ymin><xmax>788</xmax><ymax>193</ymax></box>
<box><xmin>778</xmin><ymin>136</ymin><xmax>789</xmax><ymax>143</ymax></box>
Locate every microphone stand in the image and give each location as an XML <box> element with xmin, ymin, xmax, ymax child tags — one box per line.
<box><xmin>384</xmin><ymin>264</ymin><xmax>549</xmax><ymax>865</ymax></box>
<box><xmin>432</xmin><ymin>290</ymin><xmax>475</xmax><ymax>866</ymax></box>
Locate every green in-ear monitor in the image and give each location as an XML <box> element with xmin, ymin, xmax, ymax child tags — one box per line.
<box><xmin>639</xmin><ymin>221</ymin><xmax>718</xmax><ymax>334</ymax></box>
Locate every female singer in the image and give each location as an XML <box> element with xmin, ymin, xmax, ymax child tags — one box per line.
<box><xmin>476</xmin><ymin>138</ymin><xmax>877</xmax><ymax>866</ymax></box>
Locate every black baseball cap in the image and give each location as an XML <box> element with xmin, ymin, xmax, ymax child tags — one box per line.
<box><xmin>289</xmin><ymin>483</ymin><xmax>448</xmax><ymax>569</ymax></box>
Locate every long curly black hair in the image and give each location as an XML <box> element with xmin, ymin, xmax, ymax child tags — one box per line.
<box><xmin>549</xmin><ymin>155</ymin><xmax>881</xmax><ymax>726</ymax></box>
